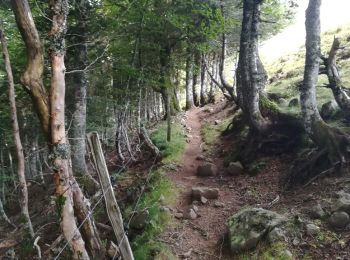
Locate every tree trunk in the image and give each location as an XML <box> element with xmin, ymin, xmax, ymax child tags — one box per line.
<box><xmin>200</xmin><ymin>53</ymin><xmax>208</xmax><ymax>106</ymax></box>
<box><xmin>70</xmin><ymin>0</ymin><xmax>96</xmax><ymax>184</ymax></box>
<box><xmin>236</xmin><ymin>0</ymin><xmax>270</xmax><ymax>132</ymax></box>
<box><xmin>192</xmin><ymin>52</ymin><xmax>200</xmax><ymax>106</ymax></box>
<box><xmin>185</xmin><ymin>47</ymin><xmax>194</xmax><ymax>109</ymax></box>
<box><xmin>1</xmin><ymin>28</ymin><xmax>33</xmax><ymax>236</ymax></box>
<box><xmin>49</xmin><ymin>1</ymin><xmax>90</xmax><ymax>258</ymax></box>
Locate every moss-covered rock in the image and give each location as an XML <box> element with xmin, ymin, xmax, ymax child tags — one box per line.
<box><xmin>228</xmin><ymin>208</ymin><xmax>287</xmax><ymax>253</ymax></box>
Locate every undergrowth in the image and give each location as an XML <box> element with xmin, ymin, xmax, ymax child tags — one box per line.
<box><xmin>129</xmin><ymin>121</ymin><xmax>186</xmax><ymax>259</ymax></box>
<box><xmin>151</xmin><ymin>122</ymin><xmax>186</xmax><ymax>163</ymax></box>
<box><xmin>201</xmin><ymin>116</ymin><xmax>233</xmax><ymax>147</ymax></box>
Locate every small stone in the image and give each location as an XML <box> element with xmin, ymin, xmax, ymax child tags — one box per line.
<box><xmin>196</xmin><ymin>155</ymin><xmax>206</xmax><ymax>161</ymax></box>
<box><xmin>197</xmin><ymin>163</ymin><xmax>218</xmax><ymax>177</ymax></box>
<box><xmin>292</xmin><ymin>237</ymin><xmax>300</xmax><ymax>246</ymax></box>
<box><xmin>320</xmin><ymin>100</ymin><xmax>338</xmax><ymax>120</ymax></box>
<box><xmin>185</xmin><ymin>209</ymin><xmax>197</xmax><ymax>220</ymax></box>
<box><xmin>214</xmin><ymin>120</ymin><xmax>220</xmax><ymax>125</ymax></box>
<box><xmin>200</xmin><ymin>196</ymin><xmax>208</xmax><ymax>204</ymax></box>
<box><xmin>214</xmin><ymin>201</ymin><xmax>225</xmax><ymax>208</ymax></box>
<box><xmin>308</xmin><ymin>203</ymin><xmax>325</xmax><ymax>219</ymax></box>
<box><xmin>334</xmin><ymin>191</ymin><xmax>350</xmax><ymax>214</ymax></box>
<box><xmin>226</xmin><ymin>162</ymin><xmax>244</xmax><ymax>176</ymax></box>
<box><xmin>129</xmin><ymin>210</ymin><xmax>150</xmax><ymax>230</ymax></box>
<box><xmin>306</xmin><ymin>223</ymin><xmax>320</xmax><ymax>236</ymax></box>
<box><xmin>192</xmin><ymin>187</ymin><xmax>219</xmax><ymax>200</ymax></box>
<box><xmin>284</xmin><ymin>249</ymin><xmax>293</xmax><ymax>259</ymax></box>
<box><xmin>174</xmin><ymin>212</ymin><xmax>183</xmax><ymax>219</ymax></box>
<box><xmin>329</xmin><ymin>211</ymin><xmax>350</xmax><ymax>229</ymax></box>
<box><xmin>186</xmin><ymin>139</ymin><xmax>191</xmax><ymax>143</ymax></box>
<box><xmin>160</xmin><ymin>206</ymin><xmax>171</xmax><ymax>214</ymax></box>
<box><xmin>192</xmin><ymin>205</ymin><xmax>199</xmax><ymax>213</ymax></box>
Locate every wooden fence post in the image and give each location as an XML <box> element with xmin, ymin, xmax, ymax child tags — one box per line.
<box><xmin>87</xmin><ymin>132</ymin><xmax>134</xmax><ymax>260</ymax></box>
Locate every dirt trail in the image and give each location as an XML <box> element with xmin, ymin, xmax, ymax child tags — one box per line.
<box><xmin>161</xmin><ymin>103</ymin><xmax>240</xmax><ymax>260</ymax></box>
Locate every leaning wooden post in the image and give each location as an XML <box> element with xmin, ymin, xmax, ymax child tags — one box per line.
<box><xmin>87</xmin><ymin>132</ymin><xmax>134</xmax><ymax>260</ymax></box>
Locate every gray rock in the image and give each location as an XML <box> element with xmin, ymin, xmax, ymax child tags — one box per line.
<box><xmin>308</xmin><ymin>203</ymin><xmax>326</xmax><ymax>219</ymax></box>
<box><xmin>306</xmin><ymin>223</ymin><xmax>320</xmax><ymax>236</ymax></box>
<box><xmin>185</xmin><ymin>209</ymin><xmax>197</xmax><ymax>220</ymax></box>
<box><xmin>228</xmin><ymin>208</ymin><xmax>287</xmax><ymax>253</ymax></box>
<box><xmin>226</xmin><ymin>162</ymin><xmax>244</xmax><ymax>176</ymax></box>
<box><xmin>329</xmin><ymin>211</ymin><xmax>350</xmax><ymax>229</ymax></box>
<box><xmin>197</xmin><ymin>163</ymin><xmax>218</xmax><ymax>177</ymax></box>
<box><xmin>267</xmin><ymin>227</ymin><xmax>287</xmax><ymax>244</ymax></box>
<box><xmin>174</xmin><ymin>212</ymin><xmax>183</xmax><ymax>219</ymax></box>
<box><xmin>192</xmin><ymin>205</ymin><xmax>199</xmax><ymax>213</ymax></box>
<box><xmin>288</xmin><ymin>98</ymin><xmax>299</xmax><ymax>107</ymax></box>
<box><xmin>334</xmin><ymin>191</ymin><xmax>350</xmax><ymax>214</ymax></box>
<box><xmin>192</xmin><ymin>187</ymin><xmax>219</xmax><ymax>200</ymax></box>
<box><xmin>200</xmin><ymin>196</ymin><xmax>208</xmax><ymax>204</ymax></box>
<box><xmin>214</xmin><ymin>120</ymin><xmax>220</xmax><ymax>125</ymax></box>
<box><xmin>320</xmin><ymin>100</ymin><xmax>338</xmax><ymax>120</ymax></box>
<box><xmin>284</xmin><ymin>250</ymin><xmax>293</xmax><ymax>259</ymax></box>
<box><xmin>196</xmin><ymin>155</ymin><xmax>206</xmax><ymax>161</ymax></box>
<box><xmin>214</xmin><ymin>201</ymin><xmax>225</xmax><ymax>208</ymax></box>
<box><xmin>130</xmin><ymin>210</ymin><xmax>150</xmax><ymax>230</ymax></box>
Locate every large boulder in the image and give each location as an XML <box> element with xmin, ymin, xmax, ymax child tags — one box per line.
<box><xmin>320</xmin><ymin>100</ymin><xmax>338</xmax><ymax>120</ymax></box>
<box><xmin>228</xmin><ymin>208</ymin><xmax>287</xmax><ymax>253</ymax></box>
<box><xmin>197</xmin><ymin>163</ymin><xmax>217</xmax><ymax>177</ymax></box>
<box><xmin>192</xmin><ymin>187</ymin><xmax>219</xmax><ymax>200</ymax></box>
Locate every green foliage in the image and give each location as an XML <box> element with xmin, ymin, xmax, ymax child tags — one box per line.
<box><xmin>130</xmin><ymin>167</ymin><xmax>177</xmax><ymax>259</ymax></box>
<box><xmin>55</xmin><ymin>195</ymin><xmax>66</xmax><ymax>218</ymax></box>
<box><xmin>151</xmin><ymin>122</ymin><xmax>186</xmax><ymax>163</ymax></box>
<box><xmin>18</xmin><ymin>239</ymin><xmax>34</xmax><ymax>257</ymax></box>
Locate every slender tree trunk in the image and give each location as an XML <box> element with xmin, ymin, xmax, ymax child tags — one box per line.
<box><xmin>193</xmin><ymin>52</ymin><xmax>200</xmax><ymax>106</ymax></box>
<box><xmin>301</xmin><ymin>0</ymin><xmax>323</xmax><ymax>136</ymax></box>
<box><xmin>166</xmin><ymin>88</ymin><xmax>172</xmax><ymax>142</ymax></box>
<box><xmin>200</xmin><ymin>53</ymin><xmax>208</xmax><ymax>106</ymax></box>
<box><xmin>1</xmin><ymin>28</ymin><xmax>34</xmax><ymax>238</ymax></box>
<box><xmin>185</xmin><ymin>47</ymin><xmax>194</xmax><ymax>109</ymax></box>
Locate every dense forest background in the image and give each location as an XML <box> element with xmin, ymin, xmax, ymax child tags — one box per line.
<box><xmin>2</xmin><ymin>0</ymin><xmax>350</xmax><ymax>259</ymax></box>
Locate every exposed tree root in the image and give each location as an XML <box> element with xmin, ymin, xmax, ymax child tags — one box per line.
<box><xmin>285</xmin><ymin>122</ymin><xmax>350</xmax><ymax>187</ymax></box>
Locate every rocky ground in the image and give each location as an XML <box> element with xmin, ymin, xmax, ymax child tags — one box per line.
<box><xmin>159</xmin><ymin>99</ymin><xmax>350</xmax><ymax>260</ymax></box>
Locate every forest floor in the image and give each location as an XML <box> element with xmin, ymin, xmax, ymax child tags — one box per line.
<box><xmin>159</xmin><ymin>99</ymin><xmax>350</xmax><ymax>260</ymax></box>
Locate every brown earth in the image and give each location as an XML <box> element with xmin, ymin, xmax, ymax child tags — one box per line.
<box><xmin>159</xmin><ymin>99</ymin><xmax>350</xmax><ymax>260</ymax></box>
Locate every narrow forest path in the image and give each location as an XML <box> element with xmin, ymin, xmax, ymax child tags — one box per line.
<box><xmin>160</xmin><ymin>102</ymin><xmax>243</xmax><ymax>260</ymax></box>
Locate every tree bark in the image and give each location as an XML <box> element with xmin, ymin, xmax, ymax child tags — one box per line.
<box><xmin>11</xmin><ymin>0</ymin><xmax>50</xmax><ymax>137</ymax></box>
<box><xmin>192</xmin><ymin>52</ymin><xmax>200</xmax><ymax>106</ymax></box>
<box><xmin>200</xmin><ymin>53</ymin><xmax>208</xmax><ymax>106</ymax></box>
<box><xmin>49</xmin><ymin>1</ymin><xmax>90</xmax><ymax>258</ymax></box>
<box><xmin>237</xmin><ymin>0</ymin><xmax>270</xmax><ymax>132</ymax></box>
<box><xmin>185</xmin><ymin>47</ymin><xmax>194</xmax><ymax>109</ymax></box>
<box><xmin>1</xmin><ymin>29</ymin><xmax>32</xmax><ymax>235</ymax></box>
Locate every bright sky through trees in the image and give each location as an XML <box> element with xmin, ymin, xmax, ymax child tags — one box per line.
<box><xmin>261</xmin><ymin>0</ymin><xmax>350</xmax><ymax>61</ymax></box>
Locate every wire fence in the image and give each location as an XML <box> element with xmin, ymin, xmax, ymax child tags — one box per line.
<box><xmin>53</xmin><ymin>138</ymin><xmax>159</xmax><ymax>259</ymax></box>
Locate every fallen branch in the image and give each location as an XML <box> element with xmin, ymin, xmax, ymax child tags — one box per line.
<box><xmin>34</xmin><ymin>236</ymin><xmax>41</xmax><ymax>259</ymax></box>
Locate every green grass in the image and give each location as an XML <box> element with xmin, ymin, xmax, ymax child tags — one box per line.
<box><xmin>151</xmin><ymin>122</ymin><xmax>187</xmax><ymax>163</ymax></box>
<box><xmin>266</xmin><ymin>23</ymin><xmax>350</xmax><ymax>115</ymax></box>
<box><xmin>201</xmin><ymin>116</ymin><xmax>233</xmax><ymax>147</ymax></box>
<box><xmin>129</xmin><ymin>121</ymin><xmax>186</xmax><ymax>259</ymax></box>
